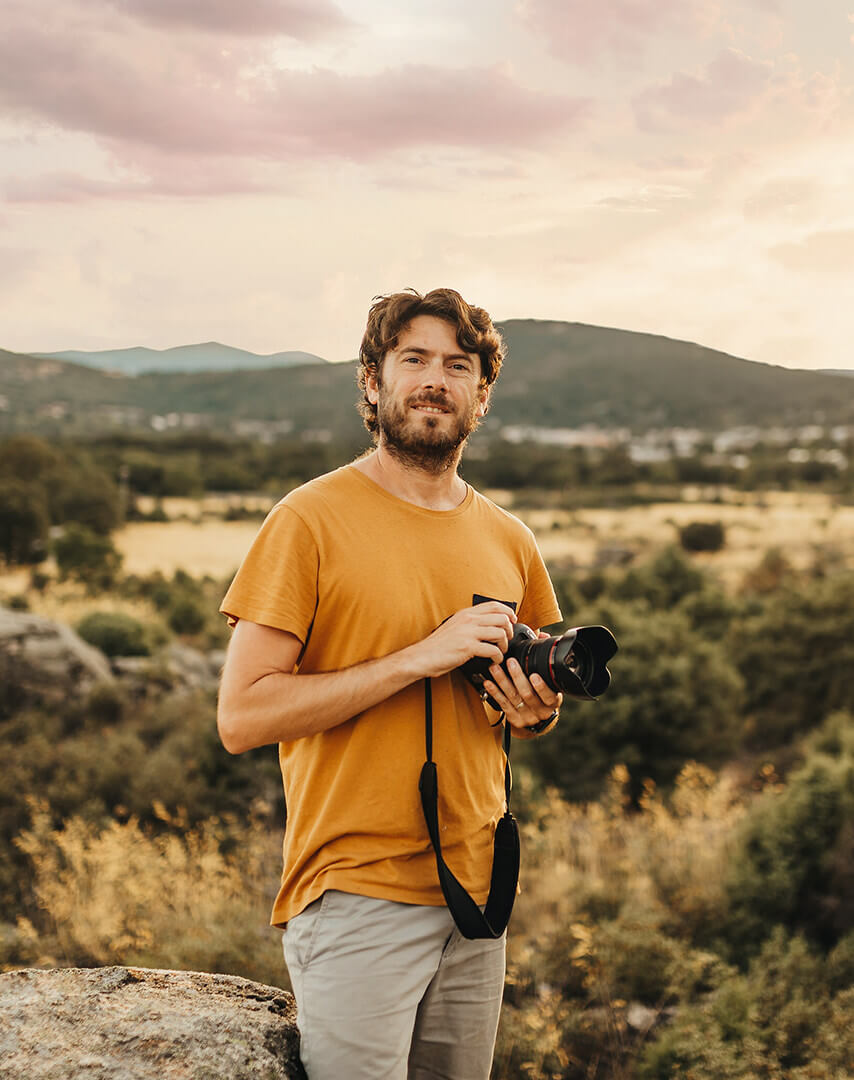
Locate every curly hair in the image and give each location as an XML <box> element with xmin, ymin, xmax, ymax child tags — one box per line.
<box><xmin>356</xmin><ymin>287</ymin><xmax>506</xmax><ymax>439</ymax></box>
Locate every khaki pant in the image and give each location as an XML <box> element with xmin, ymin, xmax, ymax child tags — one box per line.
<box><xmin>282</xmin><ymin>890</ymin><xmax>506</xmax><ymax>1080</ymax></box>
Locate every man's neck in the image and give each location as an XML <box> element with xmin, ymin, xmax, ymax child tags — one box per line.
<box><xmin>353</xmin><ymin>446</ymin><xmax>468</xmax><ymax>510</ymax></box>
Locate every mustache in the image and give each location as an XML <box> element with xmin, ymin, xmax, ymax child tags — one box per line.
<box><xmin>406</xmin><ymin>393</ymin><xmax>454</xmax><ymax>412</ymax></box>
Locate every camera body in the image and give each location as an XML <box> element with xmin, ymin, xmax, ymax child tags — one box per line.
<box><xmin>460</xmin><ymin>622</ymin><xmax>617</xmax><ymax>711</ymax></box>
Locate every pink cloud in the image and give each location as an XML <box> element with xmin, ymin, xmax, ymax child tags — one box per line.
<box><xmin>632</xmin><ymin>49</ymin><xmax>847</xmax><ymax>135</ymax></box>
<box><xmin>103</xmin><ymin>0</ymin><xmax>356</xmax><ymax>39</ymax></box>
<box><xmin>0</xmin><ymin>4</ymin><xmax>590</xmax><ymax>171</ymax></box>
<box><xmin>633</xmin><ymin>49</ymin><xmax>772</xmax><ymax>131</ymax></box>
<box><xmin>517</xmin><ymin>0</ymin><xmax>685</xmax><ymax>63</ymax></box>
<box><xmin>517</xmin><ymin>0</ymin><xmax>784</xmax><ymax>64</ymax></box>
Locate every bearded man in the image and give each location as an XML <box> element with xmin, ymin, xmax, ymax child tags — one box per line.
<box><xmin>217</xmin><ymin>287</ymin><xmax>562</xmax><ymax>1079</ymax></box>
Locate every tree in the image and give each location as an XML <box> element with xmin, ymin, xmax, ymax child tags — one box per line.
<box><xmin>53</xmin><ymin>524</ymin><xmax>123</xmax><ymax>591</ymax></box>
<box><xmin>0</xmin><ymin>479</ymin><xmax>49</xmax><ymax>565</ymax></box>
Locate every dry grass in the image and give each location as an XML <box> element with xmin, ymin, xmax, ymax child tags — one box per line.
<box><xmin>15</xmin><ymin>800</ymin><xmax>288</xmax><ymax>989</ymax></box>
<box><xmin>513</xmin><ymin>489</ymin><xmax>853</xmax><ymax>588</ymax></box>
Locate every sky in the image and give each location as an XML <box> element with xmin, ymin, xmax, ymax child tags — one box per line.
<box><xmin>1</xmin><ymin>0</ymin><xmax>853</xmax><ymax>371</ymax></box>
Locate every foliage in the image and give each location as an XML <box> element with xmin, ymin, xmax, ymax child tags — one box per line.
<box><xmin>733</xmin><ymin>572</ymin><xmax>854</xmax><ymax>746</ymax></box>
<box><xmin>678</xmin><ymin>520</ymin><xmax>725</xmax><ymax>552</ymax></box>
<box><xmin>636</xmin><ymin>931</ymin><xmax>854</xmax><ymax>1080</ymax></box>
<box><xmin>0</xmin><ymin>685</ymin><xmax>281</xmax><ymax>915</ymax></box>
<box><xmin>723</xmin><ymin>712</ymin><xmax>854</xmax><ymax>954</ymax></box>
<box><xmin>525</xmin><ymin>599</ymin><xmax>744</xmax><ymax>802</ymax></box>
<box><xmin>75</xmin><ymin>611</ymin><xmax>151</xmax><ymax>657</ymax></box>
<box><xmin>13</xmin><ymin>801</ymin><xmax>287</xmax><ymax>990</ymax></box>
<box><xmin>53</xmin><ymin>523</ymin><xmax>123</xmax><ymax>591</ymax></box>
<box><xmin>0</xmin><ymin>478</ymin><xmax>49</xmax><ymax>565</ymax></box>
<box><xmin>0</xmin><ymin>435</ymin><xmax>122</xmax><ymax>542</ymax></box>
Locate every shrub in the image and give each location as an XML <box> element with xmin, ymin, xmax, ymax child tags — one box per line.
<box><xmin>53</xmin><ymin>524</ymin><xmax>123</xmax><ymax>591</ymax></box>
<box><xmin>167</xmin><ymin>595</ymin><xmax>207</xmax><ymax>636</ymax></box>
<box><xmin>678</xmin><ymin>521</ymin><xmax>725</xmax><ymax>552</ymax></box>
<box><xmin>76</xmin><ymin>612</ymin><xmax>151</xmax><ymax>658</ymax></box>
<box><xmin>0</xmin><ymin>479</ymin><xmax>49</xmax><ymax>565</ymax></box>
<box><xmin>15</xmin><ymin>803</ymin><xmax>288</xmax><ymax>990</ymax></box>
<box><xmin>733</xmin><ymin>574</ymin><xmax>854</xmax><ymax>746</ymax></box>
<box><xmin>525</xmin><ymin>601</ymin><xmax>744</xmax><ymax>802</ymax></box>
<box><xmin>723</xmin><ymin>722</ymin><xmax>854</xmax><ymax>954</ymax></box>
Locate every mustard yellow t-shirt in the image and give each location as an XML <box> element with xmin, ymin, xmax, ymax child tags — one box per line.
<box><xmin>220</xmin><ymin>463</ymin><xmax>561</xmax><ymax>926</ymax></box>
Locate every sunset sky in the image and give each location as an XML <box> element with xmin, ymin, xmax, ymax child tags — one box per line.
<box><xmin>2</xmin><ymin>0</ymin><xmax>852</xmax><ymax>370</ymax></box>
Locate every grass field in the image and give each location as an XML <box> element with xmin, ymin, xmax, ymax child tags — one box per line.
<box><xmin>118</xmin><ymin>488</ymin><xmax>853</xmax><ymax>588</ymax></box>
<box><xmin>2</xmin><ymin>489</ymin><xmax>851</xmax><ymax>619</ymax></box>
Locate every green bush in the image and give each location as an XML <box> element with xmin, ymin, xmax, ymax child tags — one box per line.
<box><xmin>0</xmin><ymin>478</ymin><xmax>49</xmax><ymax>565</ymax></box>
<box><xmin>637</xmin><ymin>930</ymin><xmax>854</xmax><ymax>1080</ymax></box>
<box><xmin>733</xmin><ymin>573</ymin><xmax>854</xmax><ymax>746</ymax></box>
<box><xmin>168</xmin><ymin>595</ymin><xmax>207</xmax><ymax>636</ymax></box>
<box><xmin>53</xmin><ymin>524</ymin><xmax>123</xmax><ymax>591</ymax></box>
<box><xmin>723</xmin><ymin>720</ymin><xmax>854</xmax><ymax>954</ymax></box>
<box><xmin>76</xmin><ymin>612</ymin><xmax>151</xmax><ymax>658</ymax></box>
<box><xmin>679</xmin><ymin>520</ymin><xmax>726</xmax><ymax>552</ymax></box>
<box><xmin>525</xmin><ymin>600</ymin><xmax>744</xmax><ymax>802</ymax></box>
<box><xmin>610</xmin><ymin>546</ymin><xmax>706</xmax><ymax>609</ymax></box>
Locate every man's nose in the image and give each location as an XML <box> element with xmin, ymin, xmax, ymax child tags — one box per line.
<box><xmin>421</xmin><ymin>360</ymin><xmax>448</xmax><ymax>390</ymax></box>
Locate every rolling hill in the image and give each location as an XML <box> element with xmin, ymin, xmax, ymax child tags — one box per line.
<box><xmin>2</xmin><ymin>321</ymin><xmax>852</xmax><ymax>439</ymax></box>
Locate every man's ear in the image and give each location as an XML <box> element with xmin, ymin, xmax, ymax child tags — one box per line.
<box><xmin>366</xmin><ymin>369</ymin><xmax>379</xmax><ymax>405</ymax></box>
<box><xmin>476</xmin><ymin>384</ymin><xmax>491</xmax><ymax>418</ymax></box>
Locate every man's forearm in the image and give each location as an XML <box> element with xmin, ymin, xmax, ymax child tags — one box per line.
<box><xmin>218</xmin><ymin>641</ymin><xmax>427</xmax><ymax>752</ymax></box>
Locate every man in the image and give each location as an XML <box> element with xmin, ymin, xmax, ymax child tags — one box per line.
<box><xmin>217</xmin><ymin>287</ymin><xmax>562</xmax><ymax>1079</ymax></box>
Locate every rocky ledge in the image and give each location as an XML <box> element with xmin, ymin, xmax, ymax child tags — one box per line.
<box><xmin>0</xmin><ymin>966</ymin><xmax>305</xmax><ymax>1080</ymax></box>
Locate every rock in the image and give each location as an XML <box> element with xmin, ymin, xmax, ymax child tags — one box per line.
<box><xmin>0</xmin><ymin>966</ymin><xmax>305</xmax><ymax>1080</ymax></box>
<box><xmin>0</xmin><ymin>606</ymin><xmax>113</xmax><ymax>705</ymax></box>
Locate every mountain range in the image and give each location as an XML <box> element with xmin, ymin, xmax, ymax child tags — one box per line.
<box><xmin>33</xmin><ymin>342</ymin><xmax>325</xmax><ymax>375</ymax></box>
<box><xmin>2</xmin><ymin>321</ymin><xmax>852</xmax><ymax>439</ymax></box>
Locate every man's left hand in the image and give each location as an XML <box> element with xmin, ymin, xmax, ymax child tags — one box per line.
<box><xmin>482</xmin><ymin>632</ymin><xmax>562</xmax><ymax>731</ymax></box>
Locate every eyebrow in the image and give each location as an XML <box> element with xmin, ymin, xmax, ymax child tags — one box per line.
<box><xmin>399</xmin><ymin>346</ymin><xmax>474</xmax><ymax>363</ymax></box>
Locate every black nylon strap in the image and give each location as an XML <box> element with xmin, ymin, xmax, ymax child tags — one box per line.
<box><xmin>419</xmin><ymin>679</ymin><xmax>520</xmax><ymax>940</ymax></box>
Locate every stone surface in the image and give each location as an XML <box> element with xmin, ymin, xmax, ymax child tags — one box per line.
<box><xmin>0</xmin><ymin>966</ymin><xmax>305</xmax><ymax>1080</ymax></box>
<box><xmin>0</xmin><ymin>605</ymin><xmax>114</xmax><ymax>703</ymax></box>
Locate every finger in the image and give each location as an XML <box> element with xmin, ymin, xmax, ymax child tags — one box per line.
<box><xmin>472</xmin><ymin>602</ymin><xmax>517</xmax><ymax>623</ymax></box>
<box><xmin>528</xmin><ymin>673</ymin><xmax>562</xmax><ymax>709</ymax></box>
<box><xmin>488</xmin><ymin>662</ymin><xmax>519</xmax><ymax>703</ymax></box>
<box><xmin>472</xmin><ymin>642</ymin><xmax>507</xmax><ymax>665</ymax></box>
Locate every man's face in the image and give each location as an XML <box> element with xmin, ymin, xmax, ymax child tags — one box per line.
<box><xmin>366</xmin><ymin>315</ymin><xmax>489</xmax><ymax>472</ymax></box>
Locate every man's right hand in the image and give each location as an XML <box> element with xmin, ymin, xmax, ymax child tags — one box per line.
<box><xmin>414</xmin><ymin>602</ymin><xmax>517</xmax><ymax>679</ymax></box>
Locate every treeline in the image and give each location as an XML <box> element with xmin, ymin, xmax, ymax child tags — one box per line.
<box><xmin>1</xmin><ymin>431</ymin><xmax>851</xmax><ymax>562</ymax></box>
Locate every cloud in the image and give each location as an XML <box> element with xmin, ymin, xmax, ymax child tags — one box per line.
<box><xmin>517</xmin><ymin>0</ymin><xmax>786</xmax><ymax>63</ymax></box>
<box><xmin>743</xmin><ymin>177</ymin><xmax>821</xmax><ymax>221</ymax></box>
<box><xmin>633</xmin><ymin>49</ymin><xmax>771</xmax><ymax>131</ymax></box>
<box><xmin>102</xmin><ymin>0</ymin><xmax>356</xmax><ymax>39</ymax></box>
<box><xmin>0</xmin><ymin>164</ymin><xmax>276</xmax><ymax>203</ymax></box>
<box><xmin>516</xmin><ymin>0</ymin><xmax>686</xmax><ymax>64</ymax></box>
<box><xmin>0</xmin><ymin>2</ymin><xmax>589</xmax><ymax>181</ymax></box>
<box><xmin>769</xmin><ymin>229</ymin><xmax>854</xmax><ymax>273</ymax></box>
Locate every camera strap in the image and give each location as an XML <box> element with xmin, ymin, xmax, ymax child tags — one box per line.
<box><xmin>418</xmin><ymin>678</ymin><xmax>520</xmax><ymax>940</ymax></box>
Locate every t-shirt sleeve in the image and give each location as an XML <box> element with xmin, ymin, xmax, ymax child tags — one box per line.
<box><xmin>219</xmin><ymin>504</ymin><xmax>319</xmax><ymax>642</ymax></box>
<box><xmin>517</xmin><ymin>539</ymin><xmax>562</xmax><ymax>632</ymax></box>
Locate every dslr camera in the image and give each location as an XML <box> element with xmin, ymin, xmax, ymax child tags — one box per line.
<box><xmin>460</xmin><ymin>622</ymin><xmax>618</xmax><ymax>711</ymax></box>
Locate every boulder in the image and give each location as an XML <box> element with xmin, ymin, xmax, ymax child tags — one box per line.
<box><xmin>0</xmin><ymin>966</ymin><xmax>305</xmax><ymax>1080</ymax></box>
<box><xmin>0</xmin><ymin>605</ymin><xmax>113</xmax><ymax>704</ymax></box>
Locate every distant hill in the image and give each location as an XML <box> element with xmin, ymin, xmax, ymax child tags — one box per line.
<box><xmin>2</xmin><ymin>321</ymin><xmax>853</xmax><ymax>438</ymax></box>
<box><xmin>819</xmin><ymin>369</ymin><xmax>854</xmax><ymax>378</ymax></box>
<box><xmin>33</xmin><ymin>342</ymin><xmax>326</xmax><ymax>375</ymax></box>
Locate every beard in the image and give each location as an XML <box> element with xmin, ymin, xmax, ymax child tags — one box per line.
<box><xmin>376</xmin><ymin>387</ymin><xmax>482</xmax><ymax>474</ymax></box>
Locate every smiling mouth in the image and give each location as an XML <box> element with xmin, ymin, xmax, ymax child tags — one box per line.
<box><xmin>411</xmin><ymin>403</ymin><xmax>450</xmax><ymax>415</ymax></box>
